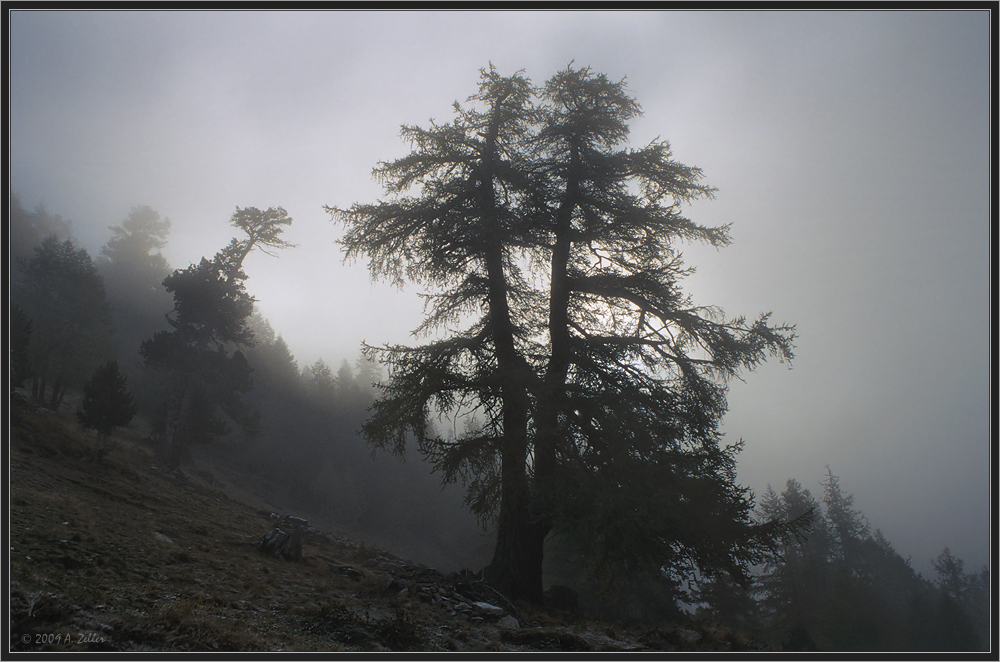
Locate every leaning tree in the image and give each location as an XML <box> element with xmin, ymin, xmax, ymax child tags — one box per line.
<box><xmin>333</xmin><ymin>65</ymin><xmax>798</xmax><ymax>603</ymax></box>
<box><xmin>141</xmin><ymin>206</ymin><xmax>293</xmax><ymax>469</ymax></box>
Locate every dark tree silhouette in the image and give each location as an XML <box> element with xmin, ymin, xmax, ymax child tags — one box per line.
<box><xmin>303</xmin><ymin>358</ymin><xmax>336</xmax><ymax>402</ymax></box>
<box><xmin>333</xmin><ymin>65</ymin><xmax>797</xmax><ymax>603</ymax></box>
<box><xmin>140</xmin><ymin>206</ymin><xmax>293</xmax><ymax>469</ymax></box>
<box><xmin>14</xmin><ymin>236</ymin><xmax>113</xmax><ymax>410</ymax></box>
<box><xmin>929</xmin><ymin>548</ymin><xmax>983</xmax><ymax>650</ymax></box>
<box><xmin>9</xmin><ymin>193</ymin><xmax>75</xmax><ymax>288</ymax></box>
<box><xmin>10</xmin><ymin>304</ymin><xmax>33</xmax><ymax>390</ymax></box>
<box><xmin>528</xmin><ymin>66</ymin><xmax>797</xmax><ymax>597</ymax></box>
<box><xmin>747</xmin><ymin>469</ymin><xmax>988</xmax><ymax>651</ymax></box>
<box><xmin>76</xmin><ymin>359</ymin><xmax>138</xmax><ymax>458</ymax></box>
<box><xmin>97</xmin><ymin>205</ymin><xmax>175</xmax><ymax>376</ymax></box>
<box><xmin>755</xmin><ymin>479</ymin><xmax>830</xmax><ymax>643</ymax></box>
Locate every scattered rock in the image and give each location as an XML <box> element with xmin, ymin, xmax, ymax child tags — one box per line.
<box><xmin>472</xmin><ymin>601</ymin><xmax>504</xmax><ymax>617</ymax></box>
<box><xmin>498</xmin><ymin>615</ymin><xmax>519</xmax><ymax>629</ymax></box>
<box><xmin>330</xmin><ymin>563</ymin><xmax>365</xmax><ymax>578</ymax></box>
<box><xmin>375</xmin><ymin>573</ymin><xmax>401</xmax><ymax>592</ymax></box>
<box><xmin>257</xmin><ymin>515</ymin><xmax>308</xmax><ymax>561</ymax></box>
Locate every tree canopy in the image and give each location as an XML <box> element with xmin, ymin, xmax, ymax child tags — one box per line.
<box><xmin>141</xmin><ymin>206</ymin><xmax>293</xmax><ymax>468</ymax></box>
<box><xmin>333</xmin><ymin>64</ymin><xmax>798</xmax><ymax>602</ymax></box>
<box><xmin>9</xmin><ymin>193</ymin><xmax>75</xmax><ymax>287</ymax></box>
<box><xmin>77</xmin><ymin>359</ymin><xmax>138</xmax><ymax>460</ymax></box>
<box><xmin>97</xmin><ymin>205</ymin><xmax>176</xmax><ymax>377</ymax></box>
<box><xmin>14</xmin><ymin>236</ymin><xmax>113</xmax><ymax>410</ymax></box>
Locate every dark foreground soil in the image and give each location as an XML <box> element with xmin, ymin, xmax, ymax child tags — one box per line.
<box><xmin>8</xmin><ymin>404</ymin><xmax>764</xmax><ymax>653</ymax></box>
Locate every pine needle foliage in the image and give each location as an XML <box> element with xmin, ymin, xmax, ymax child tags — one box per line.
<box><xmin>332</xmin><ymin>64</ymin><xmax>798</xmax><ymax>602</ymax></box>
<box><xmin>140</xmin><ymin>207</ymin><xmax>293</xmax><ymax>468</ymax></box>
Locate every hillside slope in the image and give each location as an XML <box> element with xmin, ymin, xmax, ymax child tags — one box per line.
<box><xmin>8</xmin><ymin>404</ymin><xmax>765</xmax><ymax>653</ymax></box>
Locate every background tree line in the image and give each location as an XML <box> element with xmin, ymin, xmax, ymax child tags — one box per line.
<box><xmin>8</xmin><ymin>192</ymin><xmax>490</xmax><ymax>572</ymax></box>
<box><xmin>694</xmin><ymin>468</ymin><xmax>990</xmax><ymax>651</ymax></box>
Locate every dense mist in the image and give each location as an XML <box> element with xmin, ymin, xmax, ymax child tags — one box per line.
<box><xmin>8</xmin><ymin>9</ymin><xmax>992</xmax><ymax>652</ymax></box>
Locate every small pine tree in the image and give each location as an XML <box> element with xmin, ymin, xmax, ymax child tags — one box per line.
<box><xmin>77</xmin><ymin>360</ymin><xmax>138</xmax><ymax>459</ymax></box>
<box><xmin>10</xmin><ymin>303</ymin><xmax>33</xmax><ymax>389</ymax></box>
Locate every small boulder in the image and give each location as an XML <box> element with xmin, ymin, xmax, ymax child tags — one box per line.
<box><xmin>497</xmin><ymin>615</ymin><xmax>519</xmax><ymax>630</ymax></box>
<box><xmin>258</xmin><ymin>525</ymin><xmax>303</xmax><ymax>561</ymax></box>
<box><xmin>472</xmin><ymin>601</ymin><xmax>504</xmax><ymax>616</ymax></box>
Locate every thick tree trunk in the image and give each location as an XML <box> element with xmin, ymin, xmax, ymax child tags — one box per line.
<box><xmin>486</xmin><ymin>474</ymin><xmax>547</xmax><ymax>604</ymax></box>
<box><xmin>536</xmin><ymin>197</ymin><xmax>575</xmax><ymax>485</ymax></box>
<box><xmin>481</xmin><ymin>244</ymin><xmax>546</xmax><ymax>602</ymax></box>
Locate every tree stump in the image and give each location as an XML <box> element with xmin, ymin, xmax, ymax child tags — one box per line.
<box><xmin>257</xmin><ymin>515</ymin><xmax>308</xmax><ymax>561</ymax></box>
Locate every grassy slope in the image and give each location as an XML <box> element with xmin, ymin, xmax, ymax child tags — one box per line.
<box><xmin>8</xmin><ymin>404</ymin><xmax>763</xmax><ymax>653</ymax></box>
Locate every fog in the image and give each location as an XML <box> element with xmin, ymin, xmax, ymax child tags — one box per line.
<box><xmin>9</xmin><ymin>10</ymin><xmax>991</xmax><ymax>576</ymax></box>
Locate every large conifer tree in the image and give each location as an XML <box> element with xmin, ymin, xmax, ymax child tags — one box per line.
<box><xmin>334</xmin><ymin>65</ymin><xmax>797</xmax><ymax>603</ymax></box>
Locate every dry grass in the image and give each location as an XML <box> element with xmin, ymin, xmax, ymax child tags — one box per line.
<box><xmin>8</xmin><ymin>406</ymin><xmax>768</xmax><ymax>652</ymax></box>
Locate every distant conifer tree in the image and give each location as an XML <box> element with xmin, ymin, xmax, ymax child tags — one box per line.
<box><xmin>77</xmin><ymin>359</ymin><xmax>138</xmax><ymax>459</ymax></box>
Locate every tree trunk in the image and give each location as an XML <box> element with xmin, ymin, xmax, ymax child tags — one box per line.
<box><xmin>95</xmin><ymin>432</ymin><xmax>111</xmax><ymax>462</ymax></box>
<box><xmin>36</xmin><ymin>376</ymin><xmax>48</xmax><ymax>406</ymax></box>
<box><xmin>486</xmin><ymin>499</ymin><xmax>547</xmax><ymax>603</ymax></box>
<box><xmin>485</xmin><ymin>428</ymin><xmax>547</xmax><ymax>604</ymax></box>
<box><xmin>158</xmin><ymin>383</ymin><xmax>192</xmax><ymax>470</ymax></box>
<box><xmin>535</xmin><ymin>177</ymin><xmax>577</xmax><ymax>490</ymax></box>
<box><xmin>528</xmin><ymin>143</ymin><xmax>580</xmax><ymax>578</ymax></box>
<box><xmin>481</xmin><ymin>245</ymin><xmax>545</xmax><ymax>602</ymax></box>
<box><xmin>479</xmin><ymin>82</ymin><xmax>547</xmax><ymax>605</ymax></box>
<box><xmin>48</xmin><ymin>376</ymin><xmax>62</xmax><ymax>411</ymax></box>
<box><xmin>53</xmin><ymin>382</ymin><xmax>68</xmax><ymax>411</ymax></box>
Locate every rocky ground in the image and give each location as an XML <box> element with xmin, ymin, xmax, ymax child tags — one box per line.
<box><xmin>8</xmin><ymin>403</ymin><xmax>765</xmax><ymax>653</ymax></box>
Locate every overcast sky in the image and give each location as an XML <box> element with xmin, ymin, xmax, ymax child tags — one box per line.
<box><xmin>9</xmin><ymin>10</ymin><xmax>992</xmax><ymax>575</ymax></box>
